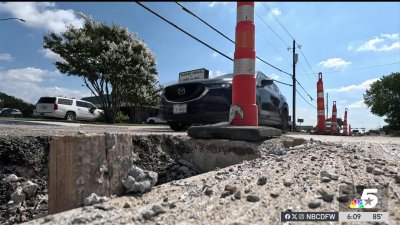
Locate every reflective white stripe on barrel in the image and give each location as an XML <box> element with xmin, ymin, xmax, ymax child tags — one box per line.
<box><xmin>317</xmin><ymin>92</ymin><xmax>324</xmax><ymax>98</ymax></box>
<box><xmin>234</xmin><ymin>58</ymin><xmax>256</xmax><ymax>76</ymax></box>
<box><xmin>237</xmin><ymin>5</ymin><xmax>254</xmax><ymax>22</ymax></box>
<box><xmin>318</xmin><ymin>110</ymin><xmax>325</xmax><ymax>115</ymax></box>
<box><xmin>332</xmin><ymin>112</ymin><xmax>337</xmax><ymax>115</ymax></box>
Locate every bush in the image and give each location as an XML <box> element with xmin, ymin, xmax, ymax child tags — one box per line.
<box><xmin>115</xmin><ymin>111</ymin><xmax>129</xmax><ymax>123</ymax></box>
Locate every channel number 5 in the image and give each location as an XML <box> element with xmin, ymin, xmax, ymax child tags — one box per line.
<box><xmin>361</xmin><ymin>189</ymin><xmax>378</xmax><ymax>208</ymax></box>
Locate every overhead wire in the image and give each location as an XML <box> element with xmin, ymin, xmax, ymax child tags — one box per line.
<box><xmin>136</xmin><ymin>2</ymin><xmax>294</xmax><ymax>87</ymax></box>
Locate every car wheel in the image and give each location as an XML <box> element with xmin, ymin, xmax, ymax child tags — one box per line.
<box><xmin>281</xmin><ymin>109</ymin><xmax>288</xmax><ymax>134</ymax></box>
<box><xmin>148</xmin><ymin>120</ymin><xmax>155</xmax><ymax>124</ymax></box>
<box><xmin>65</xmin><ymin>112</ymin><xmax>76</xmax><ymax>121</ymax></box>
<box><xmin>169</xmin><ymin>122</ymin><xmax>190</xmax><ymax>132</ymax></box>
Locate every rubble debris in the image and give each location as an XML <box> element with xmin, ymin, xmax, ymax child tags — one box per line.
<box><xmin>83</xmin><ymin>193</ymin><xmax>109</xmax><ymax>206</ymax></box>
<box><xmin>122</xmin><ymin>165</ymin><xmax>158</xmax><ymax>194</ymax></box>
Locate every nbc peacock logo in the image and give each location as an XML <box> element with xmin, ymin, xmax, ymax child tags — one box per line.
<box><xmin>349</xmin><ymin>189</ymin><xmax>378</xmax><ymax>209</ymax></box>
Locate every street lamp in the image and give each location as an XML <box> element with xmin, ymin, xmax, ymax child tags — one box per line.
<box><xmin>0</xmin><ymin>17</ymin><xmax>26</xmax><ymax>22</ymax></box>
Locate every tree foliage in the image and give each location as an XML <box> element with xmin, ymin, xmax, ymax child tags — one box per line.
<box><xmin>43</xmin><ymin>12</ymin><xmax>158</xmax><ymax>123</ymax></box>
<box><xmin>364</xmin><ymin>72</ymin><xmax>400</xmax><ymax>132</ymax></box>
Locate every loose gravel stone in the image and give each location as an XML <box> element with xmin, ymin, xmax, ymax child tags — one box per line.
<box><xmin>270</xmin><ymin>191</ymin><xmax>279</xmax><ymax>198</ymax></box>
<box><xmin>246</xmin><ymin>195</ymin><xmax>260</xmax><ymax>202</ymax></box>
<box><xmin>224</xmin><ymin>184</ymin><xmax>237</xmax><ymax>194</ymax></box>
<box><xmin>22</xmin><ymin>180</ymin><xmax>38</xmax><ymax>199</ymax></box>
<box><xmin>205</xmin><ymin>187</ymin><xmax>214</xmax><ymax>196</ymax></box>
<box><xmin>372</xmin><ymin>168</ymin><xmax>384</xmax><ymax>175</ymax></box>
<box><xmin>152</xmin><ymin>204</ymin><xmax>166</xmax><ymax>215</ymax></box>
<box><xmin>2</xmin><ymin>174</ymin><xmax>19</xmax><ymax>183</ymax></box>
<box><xmin>366</xmin><ymin>166</ymin><xmax>374</xmax><ymax>173</ymax></box>
<box><xmin>221</xmin><ymin>191</ymin><xmax>231</xmax><ymax>198</ymax></box>
<box><xmin>283</xmin><ymin>179</ymin><xmax>293</xmax><ymax>187</ymax></box>
<box><xmin>308</xmin><ymin>200</ymin><xmax>321</xmax><ymax>209</ymax></box>
<box><xmin>10</xmin><ymin>187</ymin><xmax>26</xmax><ymax>204</ymax></box>
<box><xmin>123</xmin><ymin>202</ymin><xmax>131</xmax><ymax>208</ymax></box>
<box><xmin>320</xmin><ymin>170</ymin><xmax>338</xmax><ymax>180</ymax></box>
<box><xmin>233</xmin><ymin>191</ymin><xmax>241</xmax><ymax>200</ymax></box>
<box><xmin>83</xmin><ymin>193</ymin><xmax>109</xmax><ymax>206</ymax></box>
<box><xmin>318</xmin><ymin>189</ymin><xmax>334</xmax><ymax>202</ymax></box>
<box><xmin>321</xmin><ymin>177</ymin><xmax>331</xmax><ymax>183</ymax></box>
<box><xmin>394</xmin><ymin>175</ymin><xmax>400</xmax><ymax>184</ymax></box>
<box><xmin>257</xmin><ymin>176</ymin><xmax>267</xmax><ymax>186</ymax></box>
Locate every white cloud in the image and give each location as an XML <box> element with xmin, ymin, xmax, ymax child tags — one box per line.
<box><xmin>270</xmin><ymin>7</ymin><xmax>282</xmax><ymax>16</ymax></box>
<box><xmin>348</xmin><ymin>100</ymin><xmax>366</xmax><ymax>109</ymax></box>
<box><xmin>211</xmin><ymin>52</ymin><xmax>219</xmax><ymax>58</ymax></box>
<box><xmin>0</xmin><ymin>53</ymin><xmax>14</xmax><ymax>62</ymax></box>
<box><xmin>275</xmin><ymin>56</ymin><xmax>283</xmax><ymax>62</ymax></box>
<box><xmin>209</xmin><ymin>70</ymin><xmax>226</xmax><ymax>78</ymax></box>
<box><xmin>326</xmin><ymin>78</ymin><xmax>379</xmax><ymax>93</ymax></box>
<box><xmin>208</xmin><ymin>2</ymin><xmax>231</xmax><ymax>7</ymax></box>
<box><xmin>355</xmin><ymin>33</ymin><xmax>400</xmax><ymax>52</ymax></box>
<box><xmin>0</xmin><ymin>2</ymin><xmax>83</xmax><ymax>33</ymax></box>
<box><xmin>266</xmin><ymin>73</ymin><xmax>280</xmax><ymax>80</ymax></box>
<box><xmin>0</xmin><ymin>67</ymin><xmax>88</xmax><ymax>103</ymax></box>
<box><xmin>318</xmin><ymin>58</ymin><xmax>352</xmax><ymax>70</ymax></box>
<box><xmin>40</xmin><ymin>49</ymin><xmax>67</xmax><ymax>63</ymax></box>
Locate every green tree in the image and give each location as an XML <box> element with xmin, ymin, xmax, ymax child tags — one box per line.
<box><xmin>364</xmin><ymin>72</ymin><xmax>400</xmax><ymax>132</ymax></box>
<box><xmin>43</xmin><ymin>13</ymin><xmax>158</xmax><ymax>124</ymax></box>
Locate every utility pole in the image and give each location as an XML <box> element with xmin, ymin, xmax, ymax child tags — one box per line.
<box><xmin>326</xmin><ymin>92</ymin><xmax>329</xmax><ymax>119</ymax></box>
<box><xmin>292</xmin><ymin>40</ymin><xmax>297</xmax><ymax>132</ymax></box>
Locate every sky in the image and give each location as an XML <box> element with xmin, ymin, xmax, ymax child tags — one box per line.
<box><xmin>0</xmin><ymin>2</ymin><xmax>399</xmax><ymax>130</ymax></box>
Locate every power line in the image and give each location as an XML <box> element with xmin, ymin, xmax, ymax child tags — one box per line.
<box><xmin>174</xmin><ymin>2</ymin><xmax>234</xmax><ymax>44</ymax></box>
<box><xmin>136</xmin><ymin>2</ymin><xmax>293</xmax><ymax>87</ymax></box>
<box><xmin>255</xmin><ymin>11</ymin><xmax>290</xmax><ymax>49</ymax></box>
<box><xmin>258</xmin><ymin>2</ymin><xmax>316</xmax><ymax>102</ymax></box>
<box><xmin>298</xmin><ymin>61</ymin><xmax>400</xmax><ymax>75</ymax></box>
<box><xmin>135</xmin><ymin>2</ymin><xmax>233</xmax><ymax>61</ymax></box>
<box><xmin>262</xmin><ymin>3</ymin><xmax>295</xmax><ymax>40</ymax></box>
<box><xmin>296</xmin><ymin>79</ymin><xmax>314</xmax><ymax>101</ymax></box>
<box><xmin>257</xmin><ymin>31</ymin><xmax>292</xmax><ymax>66</ymax></box>
<box><xmin>298</xmin><ymin>46</ymin><xmax>318</xmax><ymax>79</ymax></box>
<box><xmin>174</xmin><ymin>1</ymin><xmax>293</xmax><ymax>77</ymax></box>
<box><xmin>296</xmin><ymin>89</ymin><xmax>317</xmax><ymax>109</ymax></box>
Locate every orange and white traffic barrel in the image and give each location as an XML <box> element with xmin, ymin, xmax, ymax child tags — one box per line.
<box><xmin>316</xmin><ymin>72</ymin><xmax>326</xmax><ymax>133</ymax></box>
<box><xmin>331</xmin><ymin>101</ymin><xmax>338</xmax><ymax>135</ymax></box>
<box><xmin>229</xmin><ymin>1</ymin><xmax>258</xmax><ymax>126</ymax></box>
<box><xmin>343</xmin><ymin>108</ymin><xmax>348</xmax><ymax>136</ymax></box>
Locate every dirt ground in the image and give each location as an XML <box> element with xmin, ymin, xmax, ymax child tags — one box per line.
<box><xmin>13</xmin><ymin>134</ymin><xmax>399</xmax><ymax>225</ymax></box>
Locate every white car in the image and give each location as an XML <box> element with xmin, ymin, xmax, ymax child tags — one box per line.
<box><xmin>146</xmin><ymin>116</ymin><xmax>167</xmax><ymax>124</ymax></box>
<box><xmin>33</xmin><ymin>97</ymin><xmax>103</xmax><ymax>121</ymax></box>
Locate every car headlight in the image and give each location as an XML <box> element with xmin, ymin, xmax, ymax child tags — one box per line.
<box><xmin>207</xmin><ymin>83</ymin><xmax>232</xmax><ymax>89</ymax></box>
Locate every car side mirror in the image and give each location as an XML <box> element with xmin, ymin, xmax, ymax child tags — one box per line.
<box><xmin>261</xmin><ymin>79</ymin><xmax>273</xmax><ymax>86</ymax></box>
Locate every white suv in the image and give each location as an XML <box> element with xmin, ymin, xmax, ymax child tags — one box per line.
<box><xmin>33</xmin><ymin>97</ymin><xmax>103</xmax><ymax>121</ymax></box>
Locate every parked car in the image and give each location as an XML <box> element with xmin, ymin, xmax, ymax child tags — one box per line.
<box><xmin>160</xmin><ymin>71</ymin><xmax>289</xmax><ymax>132</ymax></box>
<box><xmin>0</xmin><ymin>108</ymin><xmax>23</xmax><ymax>118</ymax></box>
<box><xmin>146</xmin><ymin>116</ymin><xmax>167</xmax><ymax>124</ymax></box>
<box><xmin>33</xmin><ymin>97</ymin><xmax>103</xmax><ymax>121</ymax></box>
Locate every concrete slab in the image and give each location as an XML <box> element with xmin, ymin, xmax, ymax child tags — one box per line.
<box><xmin>187</xmin><ymin>122</ymin><xmax>282</xmax><ymax>141</ymax></box>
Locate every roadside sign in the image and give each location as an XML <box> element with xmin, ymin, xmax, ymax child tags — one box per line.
<box><xmin>297</xmin><ymin>119</ymin><xmax>304</xmax><ymax>123</ymax></box>
<box><xmin>179</xmin><ymin>68</ymin><xmax>209</xmax><ymax>82</ymax></box>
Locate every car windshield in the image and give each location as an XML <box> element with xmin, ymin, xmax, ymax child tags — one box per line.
<box><xmin>215</xmin><ymin>74</ymin><xmax>233</xmax><ymax>79</ymax></box>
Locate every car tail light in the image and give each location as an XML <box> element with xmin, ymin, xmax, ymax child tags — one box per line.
<box><xmin>54</xmin><ymin>103</ymin><xmax>58</xmax><ymax>110</ymax></box>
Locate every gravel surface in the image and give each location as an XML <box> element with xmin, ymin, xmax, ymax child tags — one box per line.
<box><xmin>21</xmin><ymin>134</ymin><xmax>400</xmax><ymax>225</ymax></box>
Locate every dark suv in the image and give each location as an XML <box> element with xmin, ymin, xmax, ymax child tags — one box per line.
<box><xmin>160</xmin><ymin>71</ymin><xmax>289</xmax><ymax>132</ymax></box>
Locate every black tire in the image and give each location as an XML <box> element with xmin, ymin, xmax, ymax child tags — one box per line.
<box><xmin>148</xmin><ymin>120</ymin><xmax>155</xmax><ymax>124</ymax></box>
<box><xmin>65</xmin><ymin>112</ymin><xmax>76</xmax><ymax>121</ymax></box>
<box><xmin>281</xmin><ymin>109</ymin><xmax>288</xmax><ymax>134</ymax></box>
<box><xmin>168</xmin><ymin>122</ymin><xmax>190</xmax><ymax>132</ymax></box>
